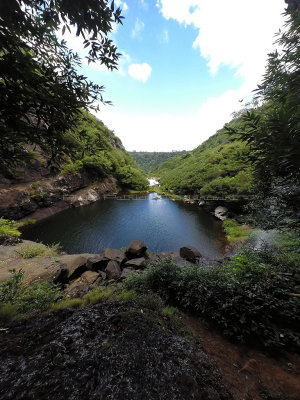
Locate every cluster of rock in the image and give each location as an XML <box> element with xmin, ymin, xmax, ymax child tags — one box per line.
<box><xmin>0</xmin><ymin>239</ymin><xmax>203</xmax><ymax>300</ymax></box>
<box><xmin>63</xmin><ymin>241</ymin><xmax>203</xmax><ymax>299</ymax></box>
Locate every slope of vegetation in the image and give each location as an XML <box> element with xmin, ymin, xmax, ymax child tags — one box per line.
<box><xmin>152</xmin><ymin>118</ymin><xmax>253</xmax><ymax>197</ymax></box>
<box><xmin>58</xmin><ymin>112</ymin><xmax>148</xmax><ymax>190</ymax></box>
<box><xmin>129</xmin><ymin>151</ymin><xmax>187</xmax><ymax>174</ymax></box>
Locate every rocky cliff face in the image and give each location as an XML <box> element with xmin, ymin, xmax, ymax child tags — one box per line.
<box><xmin>0</xmin><ymin>172</ymin><xmax>117</xmax><ymax>221</ymax></box>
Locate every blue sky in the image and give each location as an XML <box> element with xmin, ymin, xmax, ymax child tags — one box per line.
<box><xmin>65</xmin><ymin>0</ymin><xmax>286</xmax><ymax>151</ymax></box>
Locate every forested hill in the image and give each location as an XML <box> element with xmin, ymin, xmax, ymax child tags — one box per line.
<box><xmin>1</xmin><ymin>111</ymin><xmax>148</xmax><ymax>191</ymax></box>
<box><xmin>128</xmin><ymin>151</ymin><xmax>187</xmax><ymax>174</ymax></box>
<box><xmin>152</xmin><ymin>117</ymin><xmax>254</xmax><ymax>197</ymax></box>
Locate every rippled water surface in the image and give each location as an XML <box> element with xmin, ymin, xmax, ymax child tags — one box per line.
<box><xmin>23</xmin><ymin>193</ymin><xmax>228</xmax><ymax>258</ymax></box>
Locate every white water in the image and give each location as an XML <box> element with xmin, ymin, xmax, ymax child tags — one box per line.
<box><xmin>147</xmin><ymin>178</ymin><xmax>159</xmax><ymax>187</ymax></box>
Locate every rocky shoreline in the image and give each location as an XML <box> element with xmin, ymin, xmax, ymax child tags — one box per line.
<box><xmin>0</xmin><ymin>238</ymin><xmax>207</xmax><ymax>299</ymax></box>
<box><xmin>0</xmin><ymin>172</ymin><xmax>117</xmax><ymax>222</ymax></box>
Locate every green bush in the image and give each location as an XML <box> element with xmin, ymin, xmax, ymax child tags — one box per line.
<box><xmin>0</xmin><ymin>269</ymin><xmax>24</xmax><ymax>303</ymax></box>
<box><xmin>124</xmin><ymin>251</ymin><xmax>300</xmax><ymax>351</ymax></box>
<box><xmin>0</xmin><ymin>269</ymin><xmax>61</xmax><ymax>320</ymax></box>
<box><xmin>0</xmin><ymin>218</ymin><xmax>22</xmax><ymax>237</ymax></box>
<box><xmin>60</xmin><ymin>160</ymin><xmax>83</xmax><ymax>176</ymax></box>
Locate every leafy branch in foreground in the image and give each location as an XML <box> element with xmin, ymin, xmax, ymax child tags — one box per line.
<box><xmin>0</xmin><ymin>0</ymin><xmax>124</xmax><ymax>169</ymax></box>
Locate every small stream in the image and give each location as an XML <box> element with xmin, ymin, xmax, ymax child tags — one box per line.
<box><xmin>23</xmin><ymin>193</ymin><xmax>229</xmax><ymax>258</ymax></box>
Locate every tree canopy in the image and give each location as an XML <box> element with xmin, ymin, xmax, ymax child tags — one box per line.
<box><xmin>0</xmin><ymin>0</ymin><xmax>123</xmax><ymax>169</ymax></box>
<box><xmin>226</xmin><ymin>1</ymin><xmax>300</xmax><ymax>228</ymax></box>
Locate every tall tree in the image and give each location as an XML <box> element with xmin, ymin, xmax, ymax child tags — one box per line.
<box><xmin>226</xmin><ymin>0</ymin><xmax>300</xmax><ymax>228</ymax></box>
<box><xmin>0</xmin><ymin>0</ymin><xmax>123</xmax><ymax>168</ymax></box>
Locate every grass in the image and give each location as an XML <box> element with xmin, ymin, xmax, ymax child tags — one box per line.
<box><xmin>223</xmin><ymin>218</ymin><xmax>251</xmax><ymax>242</ymax></box>
<box><xmin>14</xmin><ymin>242</ymin><xmax>60</xmax><ymax>258</ymax></box>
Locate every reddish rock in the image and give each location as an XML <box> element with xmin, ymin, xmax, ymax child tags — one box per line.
<box><xmin>81</xmin><ymin>271</ymin><xmax>101</xmax><ymax>285</ymax></box>
<box><xmin>179</xmin><ymin>246</ymin><xmax>202</xmax><ymax>263</ymax></box>
<box><xmin>105</xmin><ymin>260</ymin><xmax>121</xmax><ymax>280</ymax></box>
<box><xmin>64</xmin><ymin>281</ymin><xmax>89</xmax><ymax>299</ymax></box>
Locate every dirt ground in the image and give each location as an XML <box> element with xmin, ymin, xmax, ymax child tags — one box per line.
<box><xmin>184</xmin><ymin>314</ymin><xmax>300</xmax><ymax>400</ymax></box>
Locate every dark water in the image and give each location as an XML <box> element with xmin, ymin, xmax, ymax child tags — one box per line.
<box><xmin>23</xmin><ymin>193</ymin><xmax>228</xmax><ymax>258</ymax></box>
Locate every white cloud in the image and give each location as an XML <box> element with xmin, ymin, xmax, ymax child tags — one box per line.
<box><xmin>157</xmin><ymin>0</ymin><xmax>285</xmax><ymax>85</ymax></box>
<box><xmin>132</xmin><ymin>18</ymin><xmax>145</xmax><ymax>38</ymax></box>
<box><xmin>128</xmin><ymin>63</ymin><xmax>152</xmax><ymax>83</ymax></box>
<box><xmin>95</xmin><ymin>81</ymin><xmax>250</xmax><ymax>152</ymax></box>
<box><xmin>115</xmin><ymin>0</ymin><xmax>128</xmax><ymax>11</ymax></box>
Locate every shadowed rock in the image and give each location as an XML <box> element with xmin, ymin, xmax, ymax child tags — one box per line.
<box><xmin>101</xmin><ymin>248</ymin><xmax>127</xmax><ymax>266</ymax></box>
<box><xmin>105</xmin><ymin>260</ymin><xmax>121</xmax><ymax>280</ymax></box>
<box><xmin>86</xmin><ymin>254</ymin><xmax>108</xmax><ymax>271</ymax></box>
<box><xmin>0</xmin><ymin>303</ymin><xmax>233</xmax><ymax>400</ymax></box>
<box><xmin>125</xmin><ymin>239</ymin><xmax>147</xmax><ymax>259</ymax></box>
<box><xmin>180</xmin><ymin>246</ymin><xmax>202</xmax><ymax>263</ymax></box>
<box><xmin>125</xmin><ymin>257</ymin><xmax>147</xmax><ymax>269</ymax></box>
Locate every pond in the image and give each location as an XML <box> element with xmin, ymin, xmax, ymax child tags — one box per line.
<box><xmin>23</xmin><ymin>193</ymin><xmax>228</xmax><ymax>259</ymax></box>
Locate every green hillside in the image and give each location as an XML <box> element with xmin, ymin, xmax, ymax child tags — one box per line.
<box><xmin>152</xmin><ymin>118</ymin><xmax>253</xmax><ymax>197</ymax></box>
<box><xmin>58</xmin><ymin>112</ymin><xmax>148</xmax><ymax>190</ymax></box>
<box><xmin>128</xmin><ymin>151</ymin><xmax>187</xmax><ymax>174</ymax></box>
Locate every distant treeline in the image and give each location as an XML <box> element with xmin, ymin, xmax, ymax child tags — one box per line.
<box><xmin>129</xmin><ymin>151</ymin><xmax>187</xmax><ymax>174</ymax></box>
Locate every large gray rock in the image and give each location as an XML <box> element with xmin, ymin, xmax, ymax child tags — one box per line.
<box><xmin>64</xmin><ymin>281</ymin><xmax>89</xmax><ymax>299</ymax></box>
<box><xmin>125</xmin><ymin>257</ymin><xmax>147</xmax><ymax>269</ymax></box>
<box><xmin>86</xmin><ymin>254</ymin><xmax>108</xmax><ymax>271</ymax></box>
<box><xmin>179</xmin><ymin>246</ymin><xmax>202</xmax><ymax>263</ymax></box>
<box><xmin>214</xmin><ymin>206</ymin><xmax>228</xmax><ymax>221</ymax></box>
<box><xmin>105</xmin><ymin>260</ymin><xmax>121</xmax><ymax>280</ymax></box>
<box><xmin>101</xmin><ymin>248</ymin><xmax>127</xmax><ymax>265</ymax></box>
<box><xmin>125</xmin><ymin>239</ymin><xmax>147</xmax><ymax>259</ymax></box>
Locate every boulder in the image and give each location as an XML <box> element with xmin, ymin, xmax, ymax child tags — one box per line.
<box><xmin>59</xmin><ymin>254</ymin><xmax>90</xmax><ymax>280</ymax></box>
<box><xmin>179</xmin><ymin>246</ymin><xmax>202</xmax><ymax>263</ymax></box>
<box><xmin>120</xmin><ymin>267</ymin><xmax>134</xmax><ymax>279</ymax></box>
<box><xmin>125</xmin><ymin>239</ymin><xmax>147</xmax><ymax>259</ymax></box>
<box><xmin>81</xmin><ymin>271</ymin><xmax>101</xmax><ymax>286</ymax></box>
<box><xmin>101</xmin><ymin>248</ymin><xmax>127</xmax><ymax>266</ymax></box>
<box><xmin>125</xmin><ymin>257</ymin><xmax>147</xmax><ymax>269</ymax></box>
<box><xmin>214</xmin><ymin>206</ymin><xmax>228</xmax><ymax>221</ymax></box>
<box><xmin>105</xmin><ymin>260</ymin><xmax>121</xmax><ymax>280</ymax></box>
<box><xmin>86</xmin><ymin>254</ymin><xmax>108</xmax><ymax>271</ymax></box>
<box><xmin>64</xmin><ymin>280</ymin><xmax>89</xmax><ymax>299</ymax></box>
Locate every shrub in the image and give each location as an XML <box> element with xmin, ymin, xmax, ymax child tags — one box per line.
<box><xmin>0</xmin><ymin>269</ymin><xmax>24</xmax><ymax>303</ymax></box>
<box><xmin>115</xmin><ymin>290</ymin><xmax>137</xmax><ymax>302</ymax></box>
<box><xmin>17</xmin><ymin>281</ymin><xmax>61</xmax><ymax>314</ymax></box>
<box><xmin>124</xmin><ymin>251</ymin><xmax>300</xmax><ymax>351</ymax></box>
<box><xmin>0</xmin><ymin>219</ymin><xmax>22</xmax><ymax>237</ymax></box>
<box><xmin>15</xmin><ymin>242</ymin><xmax>60</xmax><ymax>258</ymax></box>
<box><xmin>60</xmin><ymin>160</ymin><xmax>83</xmax><ymax>176</ymax></box>
<box><xmin>0</xmin><ymin>270</ymin><xmax>61</xmax><ymax>320</ymax></box>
